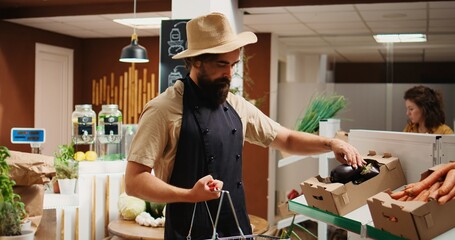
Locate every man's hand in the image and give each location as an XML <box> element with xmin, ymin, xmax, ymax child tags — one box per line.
<box><xmin>330</xmin><ymin>139</ymin><xmax>366</xmax><ymax>169</ymax></box>
<box><xmin>189</xmin><ymin>175</ymin><xmax>224</xmax><ymax>202</ymax></box>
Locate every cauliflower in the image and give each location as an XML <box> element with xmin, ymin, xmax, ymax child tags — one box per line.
<box><xmin>118</xmin><ymin>192</ymin><xmax>146</xmax><ymax>220</ymax></box>
<box><xmin>135</xmin><ymin>212</ymin><xmax>154</xmax><ymax>227</ymax></box>
<box><xmin>135</xmin><ymin>212</ymin><xmax>165</xmax><ymax>227</ymax></box>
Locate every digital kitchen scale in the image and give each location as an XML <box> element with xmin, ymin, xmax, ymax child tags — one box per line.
<box><xmin>11</xmin><ymin>128</ymin><xmax>46</xmax><ymax>153</ymax></box>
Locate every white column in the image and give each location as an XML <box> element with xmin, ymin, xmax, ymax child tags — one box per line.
<box><xmin>268</xmin><ymin>33</ymin><xmax>279</xmax><ymax>224</ymax></box>
<box><xmin>318</xmin><ymin>54</ymin><xmax>328</xmax><ymax>83</ymax></box>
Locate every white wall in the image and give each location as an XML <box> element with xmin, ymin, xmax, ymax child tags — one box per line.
<box><xmin>285</xmin><ymin>53</ymin><xmax>328</xmax><ymax>83</ymax></box>
<box><xmin>333</xmin><ymin>84</ymin><xmax>388</xmax><ymax>131</ymax></box>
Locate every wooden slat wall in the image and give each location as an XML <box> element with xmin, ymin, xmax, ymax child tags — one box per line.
<box><xmin>91</xmin><ymin>64</ymin><xmax>158</xmax><ymax>124</ymax></box>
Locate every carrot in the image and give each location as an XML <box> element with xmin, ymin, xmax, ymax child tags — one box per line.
<box><xmin>438</xmin><ymin>169</ymin><xmax>455</xmax><ymax>196</ymax></box>
<box><xmin>438</xmin><ymin>183</ymin><xmax>455</xmax><ymax>205</ymax></box>
<box><xmin>414</xmin><ymin>189</ymin><xmax>429</xmax><ymax>202</ymax></box>
<box><xmin>406</xmin><ymin>162</ymin><xmax>455</xmax><ymax>196</ymax></box>
<box><xmin>404</xmin><ymin>183</ymin><xmax>416</xmax><ymax>190</ymax></box>
<box><xmin>428</xmin><ymin>181</ymin><xmax>443</xmax><ymax>201</ymax></box>
<box><xmin>398</xmin><ymin>195</ymin><xmax>409</xmax><ymax>201</ymax></box>
<box><xmin>390</xmin><ymin>190</ymin><xmax>406</xmax><ymax>200</ymax></box>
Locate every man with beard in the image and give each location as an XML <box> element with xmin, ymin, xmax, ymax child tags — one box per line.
<box><xmin>125</xmin><ymin>12</ymin><xmax>365</xmax><ymax>239</ymax></box>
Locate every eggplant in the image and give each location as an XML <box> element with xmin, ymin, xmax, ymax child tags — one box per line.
<box><xmin>354</xmin><ymin>160</ymin><xmax>380</xmax><ymax>184</ymax></box>
<box><xmin>330</xmin><ymin>164</ymin><xmax>362</xmax><ymax>184</ymax></box>
<box><xmin>330</xmin><ymin>159</ymin><xmax>380</xmax><ymax>184</ymax></box>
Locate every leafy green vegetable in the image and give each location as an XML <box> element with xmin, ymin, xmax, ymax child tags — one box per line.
<box><xmin>0</xmin><ymin>146</ymin><xmax>26</xmax><ymax>236</ymax></box>
<box><xmin>296</xmin><ymin>93</ymin><xmax>347</xmax><ymax>133</ymax></box>
<box><xmin>54</xmin><ymin>144</ymin><xmax>78</xmax><ymax>179</ymax></box>
<box><xmin>118</xmin><ymin>192</ymin><xmax>146</xmax><ymax>220</ymax></box>
<box><xmin>145</xmin><ymin>201</ymin><xmax>166</xmax><ymax>218</ymax></box>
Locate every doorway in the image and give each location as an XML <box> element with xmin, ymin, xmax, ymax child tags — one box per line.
<box><xmin>35</xmin><ymin>43</ymin><xmax>73</xmax><ymax>155</ymax></box>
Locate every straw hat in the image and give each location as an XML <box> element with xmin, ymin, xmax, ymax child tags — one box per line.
<box><xmin>172</xmin><ymin>12</ymin><xmax>257</xmax><ymax>59</ymax></box>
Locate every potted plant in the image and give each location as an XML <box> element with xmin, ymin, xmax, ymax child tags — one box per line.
<box><xmin>296</xmin><ymin>93</ymin><xmax>347</xmax><ymax>134</ymax></box>
<box><xmin>53</xmin><ymin>144</ymin><xmax>79</xmax><ymax>194</ymax></box>
<box><xmin>0</xmin><ymin>146</ymin><xmax>34</xmax><ymax>239</ymax></box>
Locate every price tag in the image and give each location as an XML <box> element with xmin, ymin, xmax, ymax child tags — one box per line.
<box><xmin>11</xmin><ymin>128</ymin><xmax>46</xmax><ymax>144</ymax></box>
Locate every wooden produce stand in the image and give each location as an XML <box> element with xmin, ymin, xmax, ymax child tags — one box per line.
<box><xmin>108</xmin><ymin>219</ymin><xmax>164</xmax><ymax>240</ymax></box>
<box><xmin>249</xmin><ymin>214</ymin><xmax>269</xmax><ymax>234</ymax></box>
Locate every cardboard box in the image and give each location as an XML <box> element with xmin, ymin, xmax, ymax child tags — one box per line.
<box><xmin>300</xmin><ymin>152</ymin><xmax>406</xmax><ymax>215</ymax></box>
<box><xmin>368</xmin><ymin>164</ymin><xmax>455</xmax><ymax>240</ymax></box>
<box><xmin>277</xmin><ymin>201</ymin><xmax>293</xmax><ymax>218</ymax></box>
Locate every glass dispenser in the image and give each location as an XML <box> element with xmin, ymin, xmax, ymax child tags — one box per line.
<box><xmin>72</xmin><ymin>104</ymin><xmax>96</xmax><ymax>145</ymax></box>
<box><xmin>98</xmin><ymin>104</ymin><xmax>123</xmax><ymax>144</ymax></box>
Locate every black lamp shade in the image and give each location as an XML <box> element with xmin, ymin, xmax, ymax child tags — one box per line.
<box><xmin>119</xmin><ymin>39</ymin><xmax>149</xmax><ymax>63</ymax></box>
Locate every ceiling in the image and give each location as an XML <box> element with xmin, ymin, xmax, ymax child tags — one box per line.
<box><xmin>2</xmin><ymin>0</ymin><xmax>455</xmax><ymax>63</ymax></box>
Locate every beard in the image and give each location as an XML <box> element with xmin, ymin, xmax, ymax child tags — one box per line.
<box><xmin>197</xmin><ymin>70</ymin><xmax>230</xmax><ymax>110</ymax></box>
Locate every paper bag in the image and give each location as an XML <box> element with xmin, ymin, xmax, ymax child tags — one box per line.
<box><xmin>7</xmin><ymin>151</ymin><xmax>55</xmax><ymax>186</ymax></box>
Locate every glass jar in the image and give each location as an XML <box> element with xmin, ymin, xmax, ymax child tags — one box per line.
<box><xmin>98</xmin><ymin>104</ymin><xmax>123</xmax><ymax>144</ymax></box>
<box><xmin>72</xmin><ymin>104</ymin><xmax>96</xmax><ymax>144</ymax></box>
<box><xmin>123</xmin><ymin>125</ymin><xmax>136</xmax><ymax>159</ymax></box>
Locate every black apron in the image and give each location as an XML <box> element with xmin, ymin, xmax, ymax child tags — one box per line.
<box><xmin>164</xmin><ymin>77</ymin><xmax>252</xmax><ymax>239</ymax></box>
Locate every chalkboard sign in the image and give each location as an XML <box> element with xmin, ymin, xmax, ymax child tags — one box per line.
<box><xmin>159</xmin><ymin>19</ymin><xmax>190</xmax><ymax>93</ymax></box>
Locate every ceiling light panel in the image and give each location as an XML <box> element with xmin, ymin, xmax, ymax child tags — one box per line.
<box><xmin>113</xmin><ymin>17</ymin><xmax>169</xmax><ymax>29</ymax></box>
<box><xmin>374</xmin><ymin>33</ymin><xmax>427</xmax><ymax>43</ymax></box>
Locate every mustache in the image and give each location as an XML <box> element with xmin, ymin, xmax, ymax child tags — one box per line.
<box><xmin>213</xmin><ymin>76</ymin><xmax>230</xmax><ymax>86</ymax></box>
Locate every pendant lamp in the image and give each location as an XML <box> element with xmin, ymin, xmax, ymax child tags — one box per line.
<box><xmin>119</xmin><ymin>0</ymin><xmax>149</xmax><ymax>63</ymax></box>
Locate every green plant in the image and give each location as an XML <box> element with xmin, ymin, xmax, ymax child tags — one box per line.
<box><xmin>54</xmin><ymin>144</ymin><xmax>78</xmax><ymax>179</ymax></box>
<box><xmin>0</xmin><ymin>146</ymin><xmax>27</xmax><ymax>236</ymax></box>
<box><xmin>296</xmin><ymin>93</ymin><xmax>347</xmax><ymax>133</ymax></box>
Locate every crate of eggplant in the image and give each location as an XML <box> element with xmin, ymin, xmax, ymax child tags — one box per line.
<box><xmin>300</xmin><ymin>151</ymin><xmax>406</xmax><ymax>215</ymax></box>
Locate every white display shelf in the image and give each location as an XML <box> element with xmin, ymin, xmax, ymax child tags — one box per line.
<box><xmin>78</xmin><ymin>160</ymin><xmax>127</xmax><ymax>174</ymax></box>
<box><xmin>278</xmin><ymin>153</ymin><xmax>334</xmax><ymax>168</ymax></box>
<box><xmin>278</xmin><ymin>154</ymin><xmax>317</xmax><ymax>168</ymax></box>
<box><xmin>43</xmin><ymin>193</ymin><xmax>79</xmax><ymax>209</ymax></box>
<box><xmin>42</xmin><ymin>160</ymin><xmax>127</xmax><ymax>240</ymax></box>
